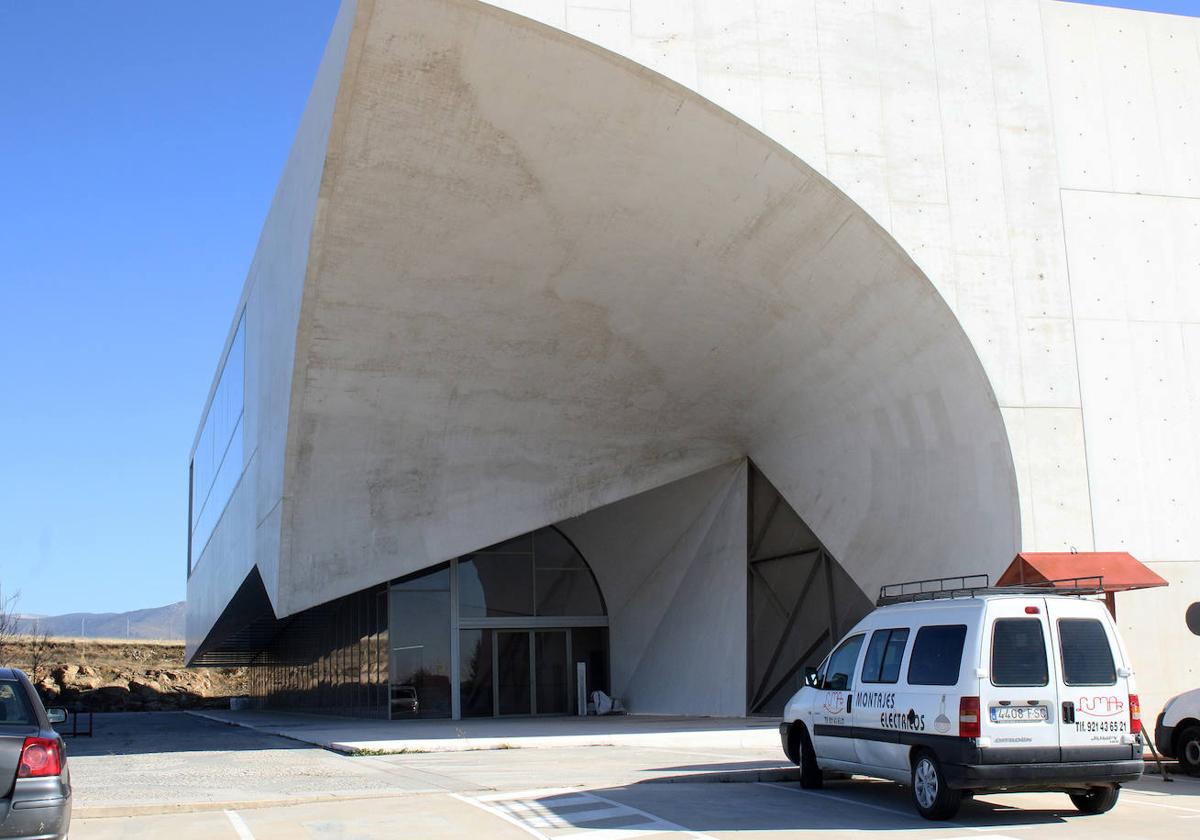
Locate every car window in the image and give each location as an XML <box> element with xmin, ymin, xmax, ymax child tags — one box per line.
<box><xmin>1058</xmin><ymin>618</ymin><xmax>1117</xmax><ymax>686</ymax></box>
<box><xmin>0</xmin><ymin>681</ymin><xmax>36</xmax><ymax>726</ymax></box>
<box><xmin>861</xmin><ymin>628</ymin><xmax>909</xmax><ymax>684</ymax></box>
<box><xmin>907</xmin><ymin>624</ymin><xmax>967</xmax><ymax>686</ymax></box>
<box><xmin>821</xmin><ymin>634</ymin><xmax>865</xmax><ymax>692</ymax></box>
<box><xmin>991</xmin><ymin>618</ymin><xmax>1049</xmax><ymax>687</ymax></box>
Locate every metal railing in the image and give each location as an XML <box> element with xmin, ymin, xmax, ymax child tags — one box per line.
<box><xmin>877</xmin><ymin>574</ymin><xmax>1105</xmax><ymax>606</ymax></box>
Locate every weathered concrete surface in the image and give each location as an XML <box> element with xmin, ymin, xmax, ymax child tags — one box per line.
<box><xmin>185</xmin><ymin>0</ymin><xmax>360</xmax><ymax>659</ymax></box>
<box><xmin>187</xmin><ymin>0</ymin><xmax>1200</xmax><ymax>718</ymax></box>
<box><xmin>470</xmin><ymin>0</ymin><xmax>1200</xmax><ymax>713</ymax></box>
<box><xmin>275</xmin><ymin>0</ymin><xmax>1017</xmax><ymax>621</ymax></box>
<box><xmin>558</xmin><ymin>461</ymin><xmax>748</xmax><ymax>716</ymax></box>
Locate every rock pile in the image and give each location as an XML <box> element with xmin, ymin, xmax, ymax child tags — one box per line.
<box><xmin>5</xmin><ymin>638</ymin><xmax>247</xmax><ymax>712</ymax></box>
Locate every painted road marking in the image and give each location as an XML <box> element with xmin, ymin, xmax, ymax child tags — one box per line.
<box><xmin>454</xmin><ymin>788</ymin><xmax>718</xmax><ymax>839</ymax></box>
<box><xmin>757</xmin><ymin>781</ymin><xmax>1040</xmax><ymax>833</ymax></box>
<box><xmin>224</xmin><ymin>810</ymin><xmax>256</xmax><ymax>840</ymax></box>
<box><xmin>1121</xmin><ymin>795</ymin><xmax>1200</xmax><ymax>814</ymax></box>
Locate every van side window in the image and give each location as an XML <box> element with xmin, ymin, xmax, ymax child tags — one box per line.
<box><xmin>861</xmin><ymin>628</ymin><xmax>909</xmax><ymax>684</ymax></box>
<box><xmin>1058</xmin><ymin>619</ymin><xmax>1117</xmax><ymax>686</ymax></box>
<box><xmin>821</xmin><ymin>634</ymin><xmax>865</xmax><ymax>692</ymax></box>
<box><xmin>992</xmin><ymin>618</ymin><xmax>1049</xmax><ymax>687</ymax></box>
<box><xmin>907</xmin><ymin>624</ymin><xmax>967</xmax><ymax>686</ymax></box>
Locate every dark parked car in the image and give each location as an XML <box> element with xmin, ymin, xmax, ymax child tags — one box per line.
<box><xmin>0</xmin><ymin>667</ymin><xmax>71</xmax><ymax>840</ymax></box>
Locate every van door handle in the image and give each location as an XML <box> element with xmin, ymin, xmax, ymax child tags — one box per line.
<box><xmin>846</xmin><ymin>694</ymin><xmax>853</xmax><ymax>713</ymax></box>
<box><xmin>1062</xmin><ymin>701</ymin><xmax>1075</xmax><ymax>724</ymax></box>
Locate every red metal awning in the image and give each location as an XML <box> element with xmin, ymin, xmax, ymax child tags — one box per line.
<box><xmin>997</xmin><ymin>551</ymin><xmax>1168</xmax><ymax>593</ymax></box>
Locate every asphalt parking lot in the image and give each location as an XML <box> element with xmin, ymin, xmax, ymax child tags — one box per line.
<box><xmin>67</xmin><ymin>713</ymin><xmax>1200</xmax><ymax>839</ymax></box>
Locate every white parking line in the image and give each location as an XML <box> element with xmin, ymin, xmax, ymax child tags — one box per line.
<box><xmin>453</xmin><ymin>788</ymin><xmax>719</xmax><ymax>839</ymax></box>
<box><xmin>1121</xmin><ymin>795</ymin><xmax>1200</xmax><ymax>815</ymax></box>
<box><xmin>757</xmin><ymin>781</ymin><xmax>923</xmax><ymax>822</ymax></box>
<box><xmin>224</xmin><ymin>810</ymin><xmax>256</xmax><ymax>840</ymax></box>
<box><xmin>755</xmin><ymin>781</ymin><xmax>1040</xmax><ymax>834</ymax></box>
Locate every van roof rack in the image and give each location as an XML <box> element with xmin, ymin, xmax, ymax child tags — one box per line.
<box><xmin>877</xmin><ymin>574</ymin><xmax>1106</xmax><ymax>606</ymax></box>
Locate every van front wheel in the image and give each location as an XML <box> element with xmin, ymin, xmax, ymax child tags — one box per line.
<box><xmin>790</xmin><ymin>724</ymin><xmax>823</xmax><ymax>789</ymax></box>
<box><xmin>1069</xmin><ymin>786</ymin><xmax>1119</xmax><ymax>814</ymax></box>
<box><xmin>911</xmin><ymin>751</ymin><xmax>961</xmax><ymax>820</ymax></box>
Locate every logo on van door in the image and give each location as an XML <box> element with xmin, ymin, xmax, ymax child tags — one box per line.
<box><xmin>822</xmin><ymin>692</ymin><xmax>848</xmax><ymax>715</ymax></box>
<box><xmin>1077</xmin><ymin>696</ymin><xmax>1125</xmax><ymax>718</ymax></box>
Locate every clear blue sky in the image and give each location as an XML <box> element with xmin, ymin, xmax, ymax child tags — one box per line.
<box><xmin>0</xmin><ymin>1</ymin><xmax>340</xmax><ymax>615</ymax></box>
<box><xmin>0</xmin><ymin>0</ymin><xmax>1196</xmax><ymax>618</ymax></box>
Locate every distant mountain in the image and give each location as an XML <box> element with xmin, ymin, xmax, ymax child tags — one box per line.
<box><xmin>14</xmin><ymin>602</ymin><xmax>185</xmax><ymax>641</ymax></box>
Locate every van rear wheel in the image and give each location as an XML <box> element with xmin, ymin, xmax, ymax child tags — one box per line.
<box><xmin>911</xmin><ymin>751</ymin><xmax>961</xmax><ymax>820</ymax></box>
<box><xmin>1069</xmin><ymin>786</ymin><xmax>1120</xmax><ymax>814</ymax></box>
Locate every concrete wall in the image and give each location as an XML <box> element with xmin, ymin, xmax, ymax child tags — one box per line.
<box><xmin>559</xmin><ymin>461</ymin><xmax>747</xmax><ymax>716</ymax></box>
<box><xmin>1042</xmin><ymin>3</ymin><xmax>1200</xmax><ymax>709</ymax></box>
<box><xmin>185</xmin><ymin>0</ymin><xmax>358</xmax><ymax>658</ymax></box>
<box><xmin>187</xmin><ymin>0</ymin><xmax>1200</xmax><ymax>716</ymax></box>
<box><xmin>273</xmin><ymin>0</ymin><xmax>1017</xmax><ymax>636</ymax></box>
<box><xmin>475</xmin><ymin>0</ymin><xmax>1200</xmax><ymax>719</ymax></box>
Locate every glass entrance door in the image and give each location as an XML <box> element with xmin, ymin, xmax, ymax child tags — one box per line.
<box><xmin>495</xmin><ymin>630</ymin><xmax>532</xmax><ymax>715</ymax></box>
<box><xmin>535</xmin><ymin>630</ymin><xmax>570</xmax><ymax>715</ymax></box>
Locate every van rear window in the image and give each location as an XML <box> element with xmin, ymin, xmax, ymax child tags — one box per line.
<box><xmin>907</xmin><ymin>625</ymin><xmax>967</xmax><ymax>686</ymax></box>
<box><xmin>991</xmin><ymin>618</ymin><xmax>1049</xmax><ymax>687</ymax></box>
<box><xmin>1058</xmin><ymin>619</ymin><xmax>1117</xmax><ymax>686</ymax></box>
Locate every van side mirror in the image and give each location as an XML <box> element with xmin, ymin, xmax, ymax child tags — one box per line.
<box><xmin>47</xmin><ymin>708</ymin><xmax>67</xmax><ymax>725</ymax></box>
<box><xmin>803</xmin><ymin>667</ymin><xmax>819</xmax><ymax>687</ymax></box>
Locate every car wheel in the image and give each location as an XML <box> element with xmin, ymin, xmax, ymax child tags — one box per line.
<box><xmin>793</xmin><ymin>724</ymin><xmax>824</xmax><ymax>789</ymax></box>
<box><xmin>1177</xmin><ymin>725</ymin><xmax>1200</xmax><ymax>775</ymax></box>
<box><xmin>1069</xmin><ymin>785</ymin><xmax>1120</xmax><ymax>814</ymax></box>
<box><xmin>911</xmin><ymin>750</ymin><xmax>961</xmax><ymax>820</ymax></box>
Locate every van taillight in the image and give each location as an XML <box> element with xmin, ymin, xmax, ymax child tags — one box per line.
<box><xmin>18</xmin><ymin>737</ymin><xmax>62</xmax><ymax>778</ymax></box>
<box><xmin>1129</xmin><ymin>694</ymin><xmax>1142</xmax><ymax>735</ymax></box>
<box><xmin>959</xmin><ymin>696</ymin><xmax>981</xmax><ymax>738</ymax></box>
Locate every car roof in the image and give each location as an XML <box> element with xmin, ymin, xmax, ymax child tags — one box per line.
<box><xmin>0</xmin><ymin>666</ymin><xmax>23</xmax><ymax>681</ymax></box>
<box><xmin>871</xmin><ymin>593</ymin><xmax>1108</xmax><ymax>613</ymax></box>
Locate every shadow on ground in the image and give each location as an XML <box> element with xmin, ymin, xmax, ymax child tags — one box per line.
<box><xmin>60</xmin><ymin>711</ymin><xmax>308</xmax><ymax>757</ymax></box>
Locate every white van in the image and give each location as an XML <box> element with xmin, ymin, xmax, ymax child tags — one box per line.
<box><xmin>779</xmin><ymin>576</ymin><xmax>1144</xmax><ymax>820</ymax></box>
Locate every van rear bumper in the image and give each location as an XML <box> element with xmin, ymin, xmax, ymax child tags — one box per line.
<box><xmin>944</xmin><ymin>759</ymin><xmax>1144</xmax><ymax>791</ymax></box>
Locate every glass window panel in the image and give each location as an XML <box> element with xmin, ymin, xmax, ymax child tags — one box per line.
<box><xmin>820</xmin><ymin>634</ymin><xmax>864</xmax><ymax>691</ymax></box>
<box><xmin>190</xmin><ymin>313</ymin><xmax>246</xmax><ymax>565</ymax></box>
<box><xmin>535</xmin><ymin>631</ymin><xmax>569</xmax><ymax>715</ymax></box>
<box><xmin>1058</xmin><ymin>619</ymin><xmax>1116</xmax><ymax>686</ymax></box>
<box><xmin>908</xmin><ymin>625</ymin><xmax>968</xmax><ymax>686</ymax></box>
<box><xmin>534</xmin><ymin>530</ymin><xmax>604</xmax><ymax>616</ymax></box>
<box><xmin>458</xmin><ymin>555</ymin><xmax>534</xmax><ymax>618</ymax></box>
<box><xmin>389</xmin><ymin>585</ymin><xmax>451</xmax><ymax>718</ymax></box>
<box><xmin>496</xmin><ymin>631</ymin><xmax>531</xmax><ymax>715</ymax></box>
<box><xmin>991</xmin><ymin>619</ymin><xmax>1049</xmax><ymax>687</ymax></box>
<box><xmin>460</xmin><ymin>629</ymin><xmax>494</xmax><ymax>718</ymax></box>
<box><xmin>571</xmin><ymin>627</ymin><xmax>609</xmax><ymax>714</ymax></box>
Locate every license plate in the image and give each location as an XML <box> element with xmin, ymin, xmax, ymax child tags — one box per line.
<box><xmin>990</xmin><ymin>705</ymin><xmax>1048</xmax><ymax>723</ymax></box>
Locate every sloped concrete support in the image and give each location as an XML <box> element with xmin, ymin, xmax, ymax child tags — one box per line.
<box><xmin>560</xmin><ymin>462</ymin><xmax>747</xmax><ymax>717</ymax></box>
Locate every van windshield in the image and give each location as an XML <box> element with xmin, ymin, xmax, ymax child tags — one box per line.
<box><xmin>991</xmin><ymin>618</ymin><xmax>1049</xmax><ymax>687</ymax></box>
<box><xmin>1058</xmin><ymin>619</ymin><xmax>1117</xmax><ymax>685</ymax></box>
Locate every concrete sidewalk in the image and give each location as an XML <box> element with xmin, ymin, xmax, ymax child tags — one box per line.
<box><xmin>190</xmin><ymin>710</ymin><xmax>782</xmax><ymax>754</ymax></box>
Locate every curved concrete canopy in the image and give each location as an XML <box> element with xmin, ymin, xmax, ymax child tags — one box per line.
<box><xmin>276</xmin><ymin>0</ymin><xmax>1020</xmax><ymax>615</ymax></box>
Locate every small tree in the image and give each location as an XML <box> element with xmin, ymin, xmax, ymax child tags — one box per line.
<box><xmin>0</xmin><ymin>585</ymin><xmax>19</xmax><ymax>663</ymax></box>
<box><xmin>26</xmin><ymin>629</ymin><xmax>53</xmax><ymax>685</ymax></box>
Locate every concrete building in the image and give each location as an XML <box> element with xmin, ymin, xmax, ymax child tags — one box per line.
<box><xmin>186</xmin><ymin>0</ymin><xmax>1200</xmax><ymax>721</ymax></box>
